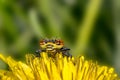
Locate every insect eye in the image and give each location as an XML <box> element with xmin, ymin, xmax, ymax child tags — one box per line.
<box><xmin>55</xmin><ymin>40</ymin><xmax>63</xmax><ymax>45</ymax></box>
<box><xmin>59</xmin><ymin>40</ymin><xmax>63</xmax><ymax>45</ymax></box>
<box><xmin>40</xmin><ymin>40</ymin><xmax>46</xmax><ymax>45</ymax></box>
<box><xmin>55</xmin><ymin>40</ymin><xmax>60</xmax><ymax>45</ymax></box>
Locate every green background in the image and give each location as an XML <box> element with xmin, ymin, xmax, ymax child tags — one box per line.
<box><xmin>0</xmin><ymin>0</ymin><xmax>120</xmax><ymax>75</ymax></box>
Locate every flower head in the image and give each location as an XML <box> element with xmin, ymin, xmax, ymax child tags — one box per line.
<box><xmin>0</xmin><ymin>52</ymin><xmax>119</xmax><ymax>80</ymax></box>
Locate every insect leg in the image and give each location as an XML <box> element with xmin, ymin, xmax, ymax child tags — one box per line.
<box><xmin>35</xmin><ymin>49</ymin><xmax>42</xmax><ymax>57</ymax></box>
<box><xmin>60</xmin><ymin>47</ymin><xmax>72</xmax><ymax>57</ymax></box>
<box><xmin>62</xmin><ymin>51</ymin><xmax>72</xmax><ymax>57</ymax></box>
<box><xmin>61</xmin><ymin>47</ymin><xmax>70</xmax><ymax>51</ymax></box>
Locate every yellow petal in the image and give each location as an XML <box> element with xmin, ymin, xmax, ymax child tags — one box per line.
<box><xmin>0</xmin><ymin>53</ymin><xmax>119</xmax><ymax>80</ymax></box>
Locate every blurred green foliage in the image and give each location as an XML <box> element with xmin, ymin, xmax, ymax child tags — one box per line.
<box><xmin>0</xmin><ymin>0</ymin><xmax>120</xmax><ymax>74</ymax></box>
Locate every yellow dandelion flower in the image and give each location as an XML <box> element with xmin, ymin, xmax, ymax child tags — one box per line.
<box><xmin>0</xmin><ymin>52</ymin><xmax>119</xmax><ymax>80</ymax></box>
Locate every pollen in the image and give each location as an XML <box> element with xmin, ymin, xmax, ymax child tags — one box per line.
<box><xmin>0</xmin><ymin>53</ymin><xmax>119</xmax><ymax>80</ymax></box>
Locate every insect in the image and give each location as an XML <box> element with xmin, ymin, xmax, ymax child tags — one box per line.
<box><xmin>35</xmin><ymin>39</ymin><xmax>72</xmax><ymax>57</ymax></box>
